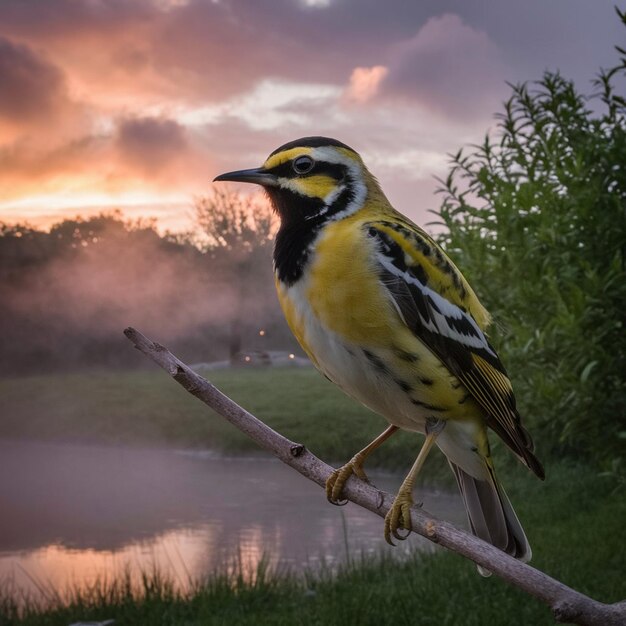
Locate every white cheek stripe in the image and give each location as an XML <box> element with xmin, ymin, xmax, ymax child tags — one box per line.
<box><xmin>324</xmin><ymin>183</ymin><xmax>346</xmax><ymax>206</ymax></box>
<box><xmin>302</xmin><ymin>184</ymin><xmax>348</xmax><ymax>222</ymax></box>
<box><xmin>329</xmin><ymin>179</ymin><xmax>367</xmax><ymax>222</ymax></box>
<box><xmin>377</xmin><ymin>253</ymin><xmax>495</xmax><ymax>355</ymax></box>
<box><xmin>311</xmin><ymin>147</ymin><xmax>368</xmax><ymax>222</ymax></box>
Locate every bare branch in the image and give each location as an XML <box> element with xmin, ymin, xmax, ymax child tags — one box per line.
<box><xmin>124</xmin><ymin>327</ymin><xmax>625</xmax><ymax>626</ymax></box>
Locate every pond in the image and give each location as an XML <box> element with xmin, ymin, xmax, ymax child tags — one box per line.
<box><xmin>0</xmin><ymin>440</ymin><xmax>465</xmax><ymax>602</ymax></box>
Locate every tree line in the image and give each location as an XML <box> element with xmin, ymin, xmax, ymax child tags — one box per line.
<box><xmin>0</xmin><ymin>194</ymin><xmax>298</xmax><ymax>376</ymax></box>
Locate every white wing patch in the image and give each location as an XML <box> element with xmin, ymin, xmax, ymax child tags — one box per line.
<box><xmin>377</xmin><ymin>251</ymin><xmax>496</xmax><ymax>357</ymax></box>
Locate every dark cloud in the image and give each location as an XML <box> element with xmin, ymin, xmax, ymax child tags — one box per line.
<box><xmin>0</xmin><ymin>1</ymin><xmax>446</xmax><ymax>105</ymax></box>
<box><xmin>463</xmin><ymin>0</ymin><xmax>625</xmax><ymax>86</ymax></box>
<box><xmin>378</xmin><ymin>14</ymin><xmax>507</xmax><ymax>117</ymax></box>
<box><xmin>148</xmin><ymin>0</ymin><xmax>360</xmax><ymax>102</ymax></box>
<box><xmin>116</xmin><ymin>116</ymin><xmax>188</xmax><ymax>172</ymax></box>
<box><xmin>0</xmin><ymin>0</ymin><xmax>152</xmax><ymax>40</ymax></box>
<box><xmin>0</xmin><ymin>36</ymin><xmax>67</xmax><ymax>124</ymax></box>
<box><xmin>0</xmin><ymin>135</ymin><xmax>103</xmax><ymax>178</ymax></box>
<box><xmin>0</xmin><ymin>0</ymin><xmax>618</xmax><ymax>108</ymax></box>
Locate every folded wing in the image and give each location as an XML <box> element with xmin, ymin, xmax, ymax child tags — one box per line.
<box><xmin>366</xmin><ymin>221</ymin><xmax>544</xmax><ymax>479</ymax></box>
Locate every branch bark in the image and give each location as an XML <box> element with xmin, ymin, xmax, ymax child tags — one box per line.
<box><xmin>124</xmin><ymin>327</ymin><xmax>625</xmax><ymax>626</ymax></box>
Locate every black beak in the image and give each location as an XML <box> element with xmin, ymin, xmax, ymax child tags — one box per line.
<box><xmin>213</xmin><ymin>167</ymin><xmax>278</xmax><ymax>187</ymax></box>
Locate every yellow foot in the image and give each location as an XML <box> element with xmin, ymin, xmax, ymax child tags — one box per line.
<box><xmin>325</xmin><ymin>456</ymin><xmax>369</xmax><ymax>505</ymax></box>
<box><xmin>384</xmin><ymin>490</ymin><xmax>415</xmax><ymax>545</ymax></box>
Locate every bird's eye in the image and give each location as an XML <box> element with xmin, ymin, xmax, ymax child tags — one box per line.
<box><xmin>293</xmin><ymin>155</ymin><xmax>315</xmax><ymax>175</ymax></box>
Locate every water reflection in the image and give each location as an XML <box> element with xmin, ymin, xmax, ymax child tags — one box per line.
<box><xmin>0</xmin><ymin>440</ymin><xmax>464</xmax><ymax>601</ymax></box>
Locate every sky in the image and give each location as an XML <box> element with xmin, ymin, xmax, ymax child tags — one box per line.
<box><xmin>0</xmin><ymin>0</ymin><xmax>622</xmax><ymax>232</ymax></box>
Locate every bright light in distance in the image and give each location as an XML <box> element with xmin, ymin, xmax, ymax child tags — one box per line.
<box><xmin>259</xmin><ymin>330</ymin><xmax>265</xmax><ymax>336</ymax></box>
<box><xmin>244</xmin><ymin>356</ymin><xmax>251</xmax><ymax>362</ymax></box>
<box><xmin>288</xmin><ymin>354</ymin><xmax>295</xmax><ymax>360</ymax></box>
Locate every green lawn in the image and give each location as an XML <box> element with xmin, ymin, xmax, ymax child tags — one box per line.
<box><xmin>1</xmin><ymin>463</ymin><xmax>624</xmax><ymax>626</ymax></box>
<box><xmin>0</xmin><ymin>366</ymin><xmax>454</xmax><ymax>474</ymax></box>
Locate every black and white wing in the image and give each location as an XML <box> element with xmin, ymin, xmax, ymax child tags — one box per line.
<box><xmin>366</xmin><ymin>221</ymin><xmax>544</xmax><ymax>479</ymax></box>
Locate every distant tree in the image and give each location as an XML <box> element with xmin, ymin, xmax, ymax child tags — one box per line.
<box><xmin>0</xmin><ymin>213</ymin><xmax>233</xmax><ymax>373</ymax></box>
<box><xmin>192</xmin><ymin>188</ymin><xmax>279</xmax><ymax>361</ymax></box>
<box><xmin>435</xmin><ymin>9</ymin><xmax>626</xmax><ymax>468</ymax></box>
<box><xmin>193</xmin><ymin>188</ymin><xmax>277</xmax><ymax>253</ymax></box>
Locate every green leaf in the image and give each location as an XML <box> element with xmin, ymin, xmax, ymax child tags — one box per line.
<box><xmin>580</xmin><ymin>361</ymin><xmax>598</xmax><ymax>384</ymax></box>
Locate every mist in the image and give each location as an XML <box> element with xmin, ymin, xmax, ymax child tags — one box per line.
<box><xmin>0</xmin><ymin>212</ymin><xmax>296</xmax><ymax>375</ymax></box>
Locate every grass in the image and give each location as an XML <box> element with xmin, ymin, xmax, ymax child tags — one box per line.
<box><xmin>0</xmin><ymin>463</ymin><xmax>624</xmax><ymax>626</ymax></box>
<box><xmin>0</xmin><ymin>366</ymin><xmax>452</xmax><ymax>474</ymax></box>
<box><xmin>0</xmin><ymin>368</ymin><xmax>624</xmax><ymax>624</ymax></box>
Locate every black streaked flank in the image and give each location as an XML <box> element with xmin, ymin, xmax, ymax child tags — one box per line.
<box><xmin>363</xmin><ymin>349</ymin><xmax>390</xmax><ymax>375</ymax></box>
<box><xmin>375</xmin><ymin>220</ymin><xmax>464</xmax><ymax>284</ymax></box>
<box><xmin>395</xmin><ymin>349</ymin><xmax>419</xmax><ymax>363</ymax></box>
<box><xmin>393</xmin><ymin>378</ymin><xmax>413</xmax><ymax>393</ymax></box>
<box><xmin>369</xmin><ymin>223</ymin><xmax>506</xmax><ymax>374</ymax></box>
<box><xmin>366</xmin><ymin>222</ymin><xmax>544</xmax><ymax>478</ymax></box>
<box><xmin>411</xmin><ymin>398</ymin><xmax>443</xmax><ymax>412</ymax></box>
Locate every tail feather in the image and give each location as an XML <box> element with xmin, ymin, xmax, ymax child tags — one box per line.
<box><xmin>449</xmin><ymin>461</ymin><xmax>531</xmax><ymax>577</ymax></box>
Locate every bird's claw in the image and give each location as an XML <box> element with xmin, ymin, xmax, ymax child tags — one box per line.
<box><xmin>384</xmin><ymin>491</ymin><xmax>414</xmax><ymax>546</ymax></box>
<box><xmin>325</xmin><ymin>458</ymin><xmax>369</xmax><ymax>505</ymax></box>
<box><xmin>393</xmin><ymin>526</ymin><xmax>411</xmax><ymax>541</ymax></box>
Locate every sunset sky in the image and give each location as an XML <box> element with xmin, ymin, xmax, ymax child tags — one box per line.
<box><xmin>0</xmin><ymin>0</ymin><xmax>621</xmax><ymax>231</ymax></box>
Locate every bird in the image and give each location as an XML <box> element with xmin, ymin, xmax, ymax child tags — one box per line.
<box><xmin>214</xmin><ymin>136</ymin><xmax>545</xmax><ymax>572</ymax></box>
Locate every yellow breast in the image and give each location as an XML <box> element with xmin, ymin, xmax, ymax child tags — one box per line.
<box><xmin>306</xmin><ymin>215</ymin><xmax>398</xmax><ymax>344</ymax></box>
<box><xmin>275</xmin><ymin>213</ymin><xmax>396</xmax><ymax>367</ymax></box>
<box><xmin>274</xmin><ymin>212</ymin><xmax>480</xmax><ymax>427</ymax></box>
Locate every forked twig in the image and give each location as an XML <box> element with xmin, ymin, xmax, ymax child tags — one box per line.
<box><xmin>124</xmin><ymin>327</ymin><xmax>625</xmax><ymax>626</ymax></box>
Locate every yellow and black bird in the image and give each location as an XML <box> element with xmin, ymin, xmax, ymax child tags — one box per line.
<box><xmin>214</xmin><ymin>136</ymin><xmax>544</xmax><ymax>570</ymax></box>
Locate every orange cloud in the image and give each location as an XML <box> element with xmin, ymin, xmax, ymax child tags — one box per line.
<box><xmin>345</xmin><ymin>65</ymin><xmax>388</xmax><ymax>103</ymax></box>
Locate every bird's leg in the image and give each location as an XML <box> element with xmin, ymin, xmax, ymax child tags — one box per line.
<box><xmin>326</xmin><ymin>425</ymin><xmax>399</xmax><ymax>505</ymax></box>
<box><xmin>384</xmin><ymin>418</ymin><xmax>446</xmax><ymax>545</ymax></box>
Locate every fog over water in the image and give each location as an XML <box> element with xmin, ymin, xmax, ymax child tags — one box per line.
<box><xmin>0</xmin><ymin>440</ymin><xmax>465</xmax><ymax>601</ymax></box>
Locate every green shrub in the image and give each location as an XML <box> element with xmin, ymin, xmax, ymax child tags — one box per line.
<box><xmin>435</xmin><ymin>10</ymin><xmax>626</xmax><ymax>468</ymax></box>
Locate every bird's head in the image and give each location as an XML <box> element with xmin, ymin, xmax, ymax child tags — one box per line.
<box><xmin>214</xmin><ymin>136</ymin><xmax>376</xmax><ymax>226</ymax></box>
